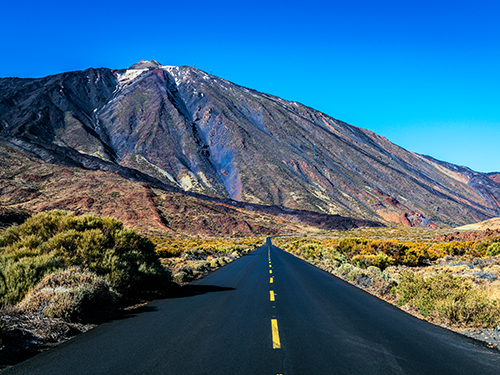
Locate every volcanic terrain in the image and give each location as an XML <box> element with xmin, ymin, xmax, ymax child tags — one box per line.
<box><xmin>1</xmin><ymin>60</ymin><xmax>499</xmax><ymax>229</ymax></box>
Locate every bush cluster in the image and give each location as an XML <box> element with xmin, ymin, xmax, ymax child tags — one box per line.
<box><xmin>279</xmin><ymin>233</ymin><xmax>500</xmax><ymax>328</ymax></box>
<box><xmin>282</xmin><ymin>235</ymin><xmax>500</xmax><ymax>269</ymax></box>
<box><xmin>19</xmin><ymin>268</ymin><xmax>119</xmax><ymax>322</ymax></box>
<box><xmin>152</xmin><ymin>237</ymin><xmax>263</xmax><ymax>258</ymax></box>
<box><xmin>0</xmin><ymin>210</ymin><xmax>168</xmax><ymax>307</ymax></box>
<box><xmin>392</xmin><ymin>271</ymin><xmax>500</xmax><ymax>327</ymax></box>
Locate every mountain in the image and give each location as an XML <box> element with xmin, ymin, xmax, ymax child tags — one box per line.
<box><xmin>0</xmin><ymin>142</ymin><xmax>380</xmax><ymax>235</ymax></box>
<box><xmin>1</xmin><ymin>60</ymin><xmax>499</xmax><ymax>227</ymax></box>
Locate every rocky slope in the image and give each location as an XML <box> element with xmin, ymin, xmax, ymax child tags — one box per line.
<box><xmin>488</xmin><ymin>173</ymin><xmax>500</xmax><ymax>184</ymax></box>
<box><xmin>1</xmin><ymin>60</ymin><xmax>499</xmax><ymax>227</ymax></box>
<box><xmin>0</xmin><ymin>142</ymin><xmax>379</xmax><ymax>236</ymax></box>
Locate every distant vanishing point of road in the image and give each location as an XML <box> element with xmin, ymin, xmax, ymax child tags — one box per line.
<box><xmin>5</xmin><ymin>239</ymin><xmax>500</xmax><ymax>374</ymax></box>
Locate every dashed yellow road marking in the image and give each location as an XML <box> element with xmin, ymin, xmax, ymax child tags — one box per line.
<box><xmin>269</xmin><ymin>270</ymin><xmax>273</xmax><ymax>274</ymax></box>
<box><xmin>271</xmin><ymin>319</ymin><xmax>281</xmax><ymax>349</ymax></box>
<box><xmin>270</xmin><ymin>290</ymin><xmax>275</xmax><ymax>301</ymax></box>
<box><xmin>270</xmin><ymin>277</ymin><xmax>273</xmax><ymax>283</ymax></box>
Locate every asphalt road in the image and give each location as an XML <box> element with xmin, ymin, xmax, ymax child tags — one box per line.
<box><xmin>5</xmin><ymin>239</ymin><xmax>500</xmax><ymax>374</ymax></box>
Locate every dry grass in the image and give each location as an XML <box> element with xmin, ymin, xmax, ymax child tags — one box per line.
<box><xmin>18</xmin><ymin>268</ymin><xmax>118</xmax><ymax>323</ymax></box>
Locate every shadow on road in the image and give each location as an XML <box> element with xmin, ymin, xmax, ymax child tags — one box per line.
<box><xmin>115</xmin><ymin>285</ymin><xmax>235</xmax><ymax>321</ymax></box>
<box><xmin>169</xmin><ymin>284</ymin><xmax>236</xmax><ymax>299</ymax></box>
<box><xmin>114</xmin><ymin>304</ymin><xmax>159</xmax><ymax>320</ymax></box>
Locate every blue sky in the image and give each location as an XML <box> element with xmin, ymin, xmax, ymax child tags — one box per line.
<box><xmin>2</xmin><ymin>0</ymin><xmax>499</xmax><ymax>172</ymax></box>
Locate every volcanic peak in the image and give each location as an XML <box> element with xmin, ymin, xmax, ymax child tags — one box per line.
<box><xmin>128</xmin><ymin>60</ymin><xmax>163</xmax><ymax>70</ymax></box>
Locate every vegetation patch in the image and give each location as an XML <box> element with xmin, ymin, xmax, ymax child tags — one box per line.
<box><xmin>277</xmin><ymin>227</ymin><xmax>500</xmax><ymax>328</ymax></box>
<box><xmin>0</xmin><ymin>210</ymin><xmax>169</xmax><ymax>310</ymax></box>
<box><xmin>18</xmin><ymin>268</ymin><xmax>118</xmax><ymax>323</ymax></box>
<box><xmin>277</xmin><ymin>227</ymin><xmax>500</xmax><ymax>268</ymax></box>
<box><xmin>0</xmin><ymin>212</ymin><xmax>262</xmax><ymax>369</ymax></box>
<box><xmin>153</xmin><ymin>237</ymin><xmax>263</xmax><ymax>284</ymax></box>
<box><xmin>152</xmin><ymin>237</ymin><xmax>263</xmax><ymax>258</ymax></box>
<box><xmin>392</xmin><ymin>271</ymin><xmax>500</xmax><ymax>327</ymax></box>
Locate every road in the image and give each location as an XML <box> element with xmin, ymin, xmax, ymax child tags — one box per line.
<box><xmin>5</xmin><ymin>239</ymin><xmax>500</xmax><ymax>374</ymax></box>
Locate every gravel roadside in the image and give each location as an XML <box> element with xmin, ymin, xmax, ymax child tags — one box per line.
<box><xmin>457</xmin><ymin>328</ymin><xmax>500</xmax><ymax>350</ymax></box>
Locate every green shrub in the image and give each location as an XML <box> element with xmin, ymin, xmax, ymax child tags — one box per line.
<box><xmin>298</xmin><ymin>243</ymin><xmax>322</xmax><ymax>259</ymax></box>
<box><xmin>486</xmin><ymin>242</ymin><xmax>500</xmax><ymax>256</ymax></box>
<box><xmin>0</xmin><ymin>210</ymin><xmax>168</xmax><ymax>305</ymax></box>
<box><xmin>473</xmin><ymin>240</ymin><xmax>491</xmax><ymax>257</ymax></box>
<box><xmin>0</xmin><ymin>254</ymin><xmax>64</xmax><ymax>305</ymax></box>
<box><xmin>324</xmin><ymin>248</ymin><xmax>347</xmax><ymax>264</ymax></box>
<box><xmin>352</xmin><ymin>252</ymin><xmax>395</xmax><ymax>270</ymax></box>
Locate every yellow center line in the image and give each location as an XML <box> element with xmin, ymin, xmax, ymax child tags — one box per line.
<box><xmin>270</xmin><ymin>277</ymin><xmax>273</xmax><ymax>283</ymax></box>
<box><xmin>271</xmin><ymin>319</ymin><xmax>281</xmax><ymax>349</ymax></box>
<box><xmin>269</xmin><ymin>269</ymin><xmax>272</xmax><ymax>274</ymax></box>
<box><xmin>270</xmin><ymin>290</ymin><xmax>275</xmax><ymax>301</ymax></box>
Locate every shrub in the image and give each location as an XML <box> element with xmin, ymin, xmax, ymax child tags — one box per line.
<box><xmin>324</xmin><ymin>248</ymin><xmax>347</xmax><ymax>264</ymax></box>
<box><xmin>486</xmin><ymin>243</ymin><xmax>500</xmax><ymax>256</ymax></box>
<box><xmin>156</xmin><ymin>245</ymin><xmax>182</xmax><ymax>258</ymax></box>
<box><xmin>151</xmin><ymin>237</ymin><xmax>263</xmax><ymax>259</ymax></box>
<box><xmin>392</xmin><ymin>271</ymin><xmax>500</xmax><ymax>327</ymax></box>
<box><xmin>298</xmin><ymin>243</ymin><xmax>322</xmax><ymax>259</ymax></box>
<box><xmin>336</xmin><ymin>238</ymin><xmax>368</xmax><ymax>255</ymax></box>
<box><xmin>331</xmin><ymin>263</ymin><xmax>395</xmax><ymax>295</ymax></box>
<box><xmin>19</xmin><ymin>268</ymin><xmax>118</xmax><ymax>322</ymax></box>
<box><xmin>473</xmin><ymin>240</ymin><xmax>491</xmax><ymax>257</ymax></box>
<box><xmin>0</xmin><ymin>254</ymin><xmax>64</xmax><ymax>305</ymax></box>
<box><xmin>0</xmin><ymin>210</ymin><xmax>168</xmax><ymax>305</ymax></box>
<box><xmin>367</xmin><ymin>240</ymin><xmax>400</xmax><ymax>258</ymax></box>
<box><xmin>352</xmin><ymin>252</ymin><xmax>395</xmax><ymax>270</ymax></box>
<box><xmin>391</xmin><ymin>242</ymin><xmax>424</xmax><ymax>266</ymax></box>
<box><xmin>426</xmin><ymin>243</ymin><xmax>449</xmax><ymax>260</ymax></box>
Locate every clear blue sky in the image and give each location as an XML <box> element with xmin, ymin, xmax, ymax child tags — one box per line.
<box><xmin>2</xmin><ymin>0</ymin><xmax>499</xmax><ymax>172</ymax></box>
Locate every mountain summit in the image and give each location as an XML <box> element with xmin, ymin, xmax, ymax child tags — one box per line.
<box><xmin>1</xmin><ymin>61</ymin><xmax>499</xmax><ymax>227</ymax></box>
<box><xmin>127</xmin><ymin>60</ymin><xmax>163</xmax><ymax>70</ymax></box>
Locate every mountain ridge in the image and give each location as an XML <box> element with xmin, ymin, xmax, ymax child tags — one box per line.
<box><xmin>1</xmin><ymin>60</ymin><xmax>499</xmax><ymax>228</ymax></box>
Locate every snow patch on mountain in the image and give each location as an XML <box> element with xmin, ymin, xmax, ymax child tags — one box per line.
<box><xmin>117</xmin><ymin>69</ymin><xmax>148</xmax><ymax>86</ymax></box>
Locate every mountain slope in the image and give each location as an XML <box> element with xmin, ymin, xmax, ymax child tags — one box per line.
<box><xmin>1</xmin><ymin>60</ymin><xmax>499</xmax><ymax>227</ymax></box>
<box><xmin>455</xmin><ymin>217</ymin><xmax>500</xmax><ymax>231</ymax></box>
<box><xmin>0</xmin><ymin>142</ymin><xmax>379</xmax><ymax>235</ymax></box>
